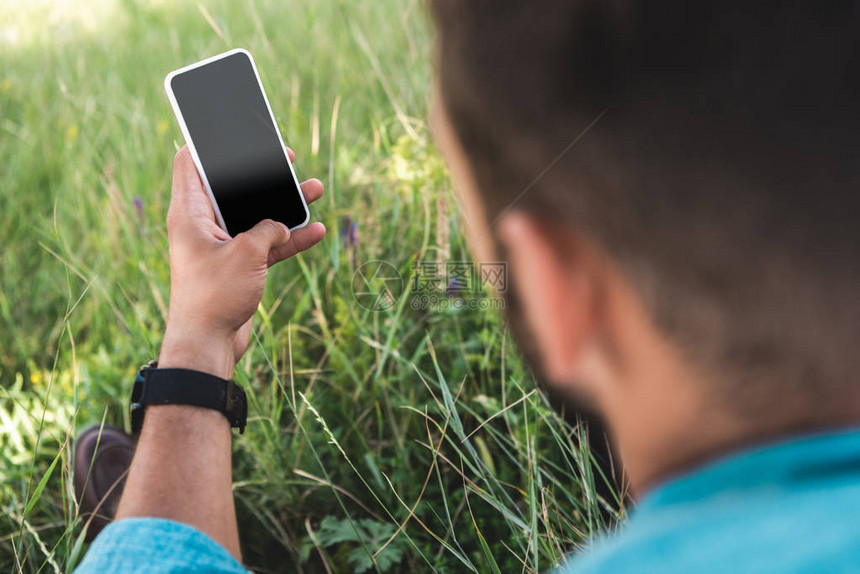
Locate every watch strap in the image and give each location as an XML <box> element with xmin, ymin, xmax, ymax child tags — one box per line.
<box><xmin>131</xmin><ymin>367</ymin><xmax>247</xmax><ymax>435</ymax></box>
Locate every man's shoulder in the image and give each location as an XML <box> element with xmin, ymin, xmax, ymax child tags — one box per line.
<box><xmin>557</xmin><ymin>480</ymin><xmax>860</xmax><ymax>574</ymax></box>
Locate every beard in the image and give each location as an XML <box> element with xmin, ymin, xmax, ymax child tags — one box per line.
<box><xmin>492</xmin><ymin>235</ymin><xmax>600</xmax><ymax>418</ymax></box>
<box><xmin>493</xmin><ymin>235</ymin><xmax>623</xmax><ymax>499</ymax></box>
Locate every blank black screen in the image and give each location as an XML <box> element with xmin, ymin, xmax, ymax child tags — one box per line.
<box><xmin>169</xmin><ymin>51</ymin><xmax>308</xmax><ymax>235</ymax></box>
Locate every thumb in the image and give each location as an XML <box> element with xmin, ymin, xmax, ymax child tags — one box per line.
<box><xmin>236</xmin><ymin>219</ymin><xmax>291</xmax><ymax>257</ymax></box>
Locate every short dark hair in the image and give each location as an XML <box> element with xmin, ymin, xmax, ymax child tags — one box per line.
<box><xmin>431</xmin><ymin>0</ymin><xmax>860</xmax><ymax>423</ymax></box>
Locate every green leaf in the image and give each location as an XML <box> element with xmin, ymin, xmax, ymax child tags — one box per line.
<box><xmin>22</xmin><ymin>446</ymin><xmax>62</xmax><ymax>518</ymax></box>
<box><xmin>317</xmin><ymin>515</ymin><xmax>360</xmax><ymax>546</ymax></box>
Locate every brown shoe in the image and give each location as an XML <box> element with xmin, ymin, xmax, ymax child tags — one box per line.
<box><xmin>73</xmin><ymin>424</ymin><xmax>135</xmax><ymax>540</ymax></box>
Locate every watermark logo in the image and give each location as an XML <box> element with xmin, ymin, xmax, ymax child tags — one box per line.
<box><xmin>351</xmin><ymin>259</ymin><xmax>506</xmax><ymax>312</ymax></box>
<box><xmin>352</xmin><ymin>261</ymin><xmax>404</xmax><ymax>311</ymax></box>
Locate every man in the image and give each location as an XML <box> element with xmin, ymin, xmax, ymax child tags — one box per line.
<box><xmin>77</xmin><ymin>1</ymin><xmax>860</xmax><ymax>572</ymax></box>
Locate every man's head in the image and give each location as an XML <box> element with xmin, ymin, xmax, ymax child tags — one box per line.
<box><xmin>429</xmin><ymin>0</ymin><xmax>860</xmax><ymax>488</ymax></box>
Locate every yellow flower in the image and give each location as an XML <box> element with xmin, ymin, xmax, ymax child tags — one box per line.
<box><xmin>66</xmin><ymin>123</ymin><xmax>78</xmax><ymax>141</ymax></box>
<box><xmin>30</xmin><ymin>370</ymin><xmax>44</xmax><ymax>386</ymax></box>
<box><xmin>157</xmin><ymin>119</ymin><xmax>169</xmax><ymax>135</ymax></box>
<box><xmin>0</xmin><ymin>79</ymin><xmax>11</xmax><ymax>93</ymax></box>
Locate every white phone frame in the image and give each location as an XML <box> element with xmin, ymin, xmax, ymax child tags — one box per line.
<box><xmin>163</xmin><ymin>48</ymin><xmax>310</xmax><ymax>234</ymax></box>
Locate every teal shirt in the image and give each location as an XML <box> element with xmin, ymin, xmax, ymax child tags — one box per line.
<box><xmin>76</xmin><ymin>428</ymin><xmax>860</xmax><ymax>573</ymax></box>
<box><xmin>75</xmin><ymin>518</ymin><xmax>248</xmax><ymax>573</ymax></box>
<box><xmin>562</xmin><ymin>427</ymin><xmax>860</xmax><ymax>573</ymax></box>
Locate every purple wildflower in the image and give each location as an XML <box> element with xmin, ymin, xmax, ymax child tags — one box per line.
<box><xmin>445</xmin><ymin>276</ymin><xmax>464</xmax><ymax>298</ymax></box>
<box><xmin>348</xmin><ymin>221</ymin><xmax>357</xmax><ymax>246</ymax></box>
<box><xmin>133</xmin><ymin>196</ymin><xmax>144</xmax><ymax>219</ymax></box>
<box><xmin>340</xmin><ymin>216</ymin><xmax>360</xmax><ymax>266</ymax></box>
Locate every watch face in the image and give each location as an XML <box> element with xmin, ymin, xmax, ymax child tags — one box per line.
<box><xmin>130</xmin><ymin>369</ymin><xmax>148</xmax><ymax>434</ymax></box>
<box><xmin>130</xmin><ymin>376</ymin><xmax>143</xmax><ymax>404</ymax></box>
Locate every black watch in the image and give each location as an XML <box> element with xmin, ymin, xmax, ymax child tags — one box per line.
<box><xmin>130</xmin><ymin>361</ymin><xmax>247</xmax><ymax>435</ymax></box>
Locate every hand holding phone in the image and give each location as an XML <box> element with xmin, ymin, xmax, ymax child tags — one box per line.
<box><xmin>159</xmin><ymin>146</ymin><xmax>326</xmax><ymax>379</ymax></box>
<box><xmin>160</xmin><ymin>49</ymin><xmax>325</xmax><ymax>375</ymax></box>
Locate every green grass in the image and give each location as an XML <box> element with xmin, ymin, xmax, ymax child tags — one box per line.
<box><xmin>0</xmin><ymin>0</ymin><xmax>621</xmax><ymax>571</ymax></box>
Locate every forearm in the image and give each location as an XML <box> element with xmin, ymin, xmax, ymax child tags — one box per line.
<box><xmin>115</xmin><ymin>336</ymin><xmax>241</xmax><ymax>560</ymax></box>
<box><xmin>111</xmin><ymin>144</ymin><xmax>323</xmax><ymax>563</ymax></box>
<box><xmin>115</xmin><ymin>405</ymin><xmax>240</xmax><ymax>558</ymax></box>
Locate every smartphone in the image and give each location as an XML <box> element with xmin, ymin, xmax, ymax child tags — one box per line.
<box><xmin>164</xmin><ymin>48</ymin><xmax>310</xmax><ymax>236</ymax></box>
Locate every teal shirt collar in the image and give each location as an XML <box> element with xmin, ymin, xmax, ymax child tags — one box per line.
<box><xmin>636</xmin><ymin>426</ymin><xmax>860</xmax><ymax>514</ymax></box>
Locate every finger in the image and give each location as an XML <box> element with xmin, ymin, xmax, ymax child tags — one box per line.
<box><xmin>168</xmin><ymin>146</ymin><xmax>218</xmax><ymax>228</ymax></box>
<box><xmin>267</xmin><ymin>222</ymin><xmax>326</xmax><ymax>267</ymax></box>
<box><xmin>300</xmin><ymin>178</ymin><xmax>324</xmax><ymax>205</ymax></box>
<box><xmin>236</xmin><ymin>219</ymin><xmax>291</xmax><ymax>260</ymax></box>
<box><xmin>285</xmin><ymin>146</ymin><xmax>296</xmax><ymax>162</ymax></box>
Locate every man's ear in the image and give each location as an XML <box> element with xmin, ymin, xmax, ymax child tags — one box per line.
<box><xmin>497</xmin><ymin>211</ymin><xmax>597</xmax><ymax>386</ymax></box>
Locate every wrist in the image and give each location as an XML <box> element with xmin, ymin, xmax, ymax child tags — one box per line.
<box><xmin>159</xmin><ymin>326</ymin><xmax>235</xmax><ymax>380</ymax></box>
